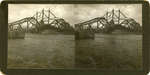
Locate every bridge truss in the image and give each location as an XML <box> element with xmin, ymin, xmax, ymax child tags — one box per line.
<box><xmin>8</xmin><ymin>9</ymin><xmax>73</xmax><ymax>33</ymax></box>
<box><xmin>75</xmin><ymin>9</ymin><xmax>142</xmax><ymax>33</ymax></box>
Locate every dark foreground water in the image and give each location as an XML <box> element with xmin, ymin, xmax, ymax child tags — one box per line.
<box><xmin>8</xmin><ymin>33</ymin><xmax>142</xmax><ymax>70</ymax></box>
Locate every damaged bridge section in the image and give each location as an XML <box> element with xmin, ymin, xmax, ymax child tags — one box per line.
<box><xmin>8</xmin><ymin>9</ymin><xmax>74</xmax><ymax>39</ymax></box>
<box><xmin>75</xmin><ymin>9</ymin><xmax>142</xmax><ymax>40</ymax></box>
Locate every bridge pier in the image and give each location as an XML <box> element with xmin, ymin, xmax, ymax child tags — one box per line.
<box><xmin>75</xmin><ymin>30</ymin><xmax>95</xmax><ymax>40</ymax></box>
<box><xmin>8</xmin><ymin>30</ymin><xmax>25</xmax><ymax>39</ymax></box>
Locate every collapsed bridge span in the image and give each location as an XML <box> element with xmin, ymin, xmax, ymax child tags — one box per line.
<box><xmin>75</xmin><ymin>9</ymin><xmax>142</xmax><ymax>40</ymax></box>
<box><xmin>8</xmin><ymin>9</ymin><xmax>74</xmax><ymax>39</ymax></box>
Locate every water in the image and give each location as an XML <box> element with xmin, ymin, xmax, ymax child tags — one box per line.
<box><xmin>8</xmin><ymin>33</ymin><xmax>75</xmax><ymax>69</ymax></box>
<box><xmin>8</xmin><ymin>33</ymin><xmax>142</xmax><ymax>70</ymax></box>
<box><xmin>75</xmin><ymin>34</ymin><xmax>142</xmax><ymax>70</ymax></box>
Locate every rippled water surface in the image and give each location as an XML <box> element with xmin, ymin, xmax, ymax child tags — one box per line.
<box><xmin>8</xmin><ymin>33</ymin><xmax>142</xmax><ymax>70</ymax></box>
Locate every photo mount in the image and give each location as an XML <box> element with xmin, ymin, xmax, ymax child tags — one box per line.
<box><xmin>0</xmin><ymin>1</ymin><xmax>149</xmax><ymax>75</ymax></box>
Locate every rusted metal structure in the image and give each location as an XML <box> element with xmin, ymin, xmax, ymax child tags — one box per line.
<box><xmin>75</xmin><ymin>9</ymin><xmax>142</xmax><ymax>39</ymax></box>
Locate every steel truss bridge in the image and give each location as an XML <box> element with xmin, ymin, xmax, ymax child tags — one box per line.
<box><xmin>8</xmin><ymin>9</ymin><xmax>73</xmax><ymax>33</ymax></box>
<box><xmin>9</xmin><ymin>9</ymin><xmax>142</xmax><ymax>34</ymax></box>
<box><xmin>75</xmin><ymin>9</ymin><xmax>142</xmax><ymax>33</ymax></box>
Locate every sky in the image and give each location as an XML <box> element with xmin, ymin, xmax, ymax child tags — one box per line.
<box><xmin>8</xmin><ymin>4</ymin><xmax>142</xmax><ymax>26</ymax></box>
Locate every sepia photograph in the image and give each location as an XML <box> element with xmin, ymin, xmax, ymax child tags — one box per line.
<box><xmin>8</xmin><ymin>4</ymin><xmax>142</xmax><ymax>70</ymax></box>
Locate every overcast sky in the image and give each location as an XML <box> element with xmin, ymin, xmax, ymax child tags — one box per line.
<box><xmin>8</xmin><ymin>4</ymin><xmax>142</xmax><ymax>26</ymax></box>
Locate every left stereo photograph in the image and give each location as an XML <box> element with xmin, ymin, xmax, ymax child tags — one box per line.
<box><xmin>8</xmin><ymin>4</ymin><xmax>75</xmax><ymax>69</ymax></box>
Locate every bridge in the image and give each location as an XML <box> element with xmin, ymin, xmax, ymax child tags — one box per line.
<box><xmin>8</xmin><ymin>9</ymin><xmax>142</xmax><ymax>39</ymax></box>
<box><xmin>8</xmin><ymin>9</ymin><xmax>74</xmax><ymax>34</ymax></box>
<box><xmin>75</xmin><ymin>9</ymin><xmax>142</xmax><ymax>33</ymax></box>
<box><xmin>75</xmin><ymin>9</ymin><xmax>142</xmax><ymax>39</ymax></box>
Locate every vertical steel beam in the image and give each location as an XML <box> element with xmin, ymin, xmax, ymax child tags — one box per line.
<box><xmin>112</xmin><ymin>9</ymin><xmax>114</xmax><ymax>20</ymax></box>
<box><xmin>42</xmin><ymin>9</ymin><xmax>44</xmax><ymax>21</ymax></box>
<box><xmin>118</xmin><ymin>10</ymin><xmax>120</xmax><ymax>24</ymax></box>
<box><xmin>97</xmin><ymin>21</ymin><xmax>99</xmax><ymax>29</ymax></box>
<box><xmin>48</xmin><ymin>8</ymin><xmax>50</xmax><ymax>24</ymax></box>
<box><xmin>18</xmin><ymin>24</ymin><xmax>23</xmax><ymax>31</ymax></box>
